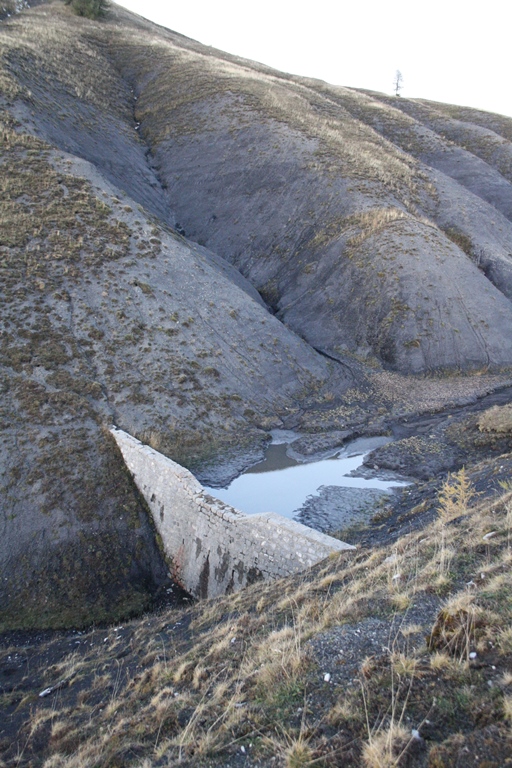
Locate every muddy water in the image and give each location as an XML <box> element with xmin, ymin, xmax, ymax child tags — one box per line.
<box><xmin>203</xmin><ymin>433</ymin><xmax>409</xmax><ymax>523</ymax></box>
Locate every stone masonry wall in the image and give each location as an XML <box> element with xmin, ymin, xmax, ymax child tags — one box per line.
<box><xmin>111</xmin><ymin>428</ymin><xmax>354</xmax><ymax>598</ymax></box>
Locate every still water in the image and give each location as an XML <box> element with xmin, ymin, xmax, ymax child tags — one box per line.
<box><xmin>203</xmin><ymin>434</ymin><xmax>408</xmax><ymax>520</ymax></box>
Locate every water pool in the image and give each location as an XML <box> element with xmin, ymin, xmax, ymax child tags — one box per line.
<box><xmin>203</xmin><ymin>434</ymin><xmax>408</xmax><ymax>522</ymax></box>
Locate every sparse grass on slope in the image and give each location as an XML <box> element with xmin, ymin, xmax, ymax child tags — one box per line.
<box><xmin>2</xmin><ymin>466</ymin><xmax>511</xmax><ymax>767</ymax></box>
<box><xmin>0</xmin><ymin>94</ymin><xmax>352</xmax><ymax>629</ymax></box>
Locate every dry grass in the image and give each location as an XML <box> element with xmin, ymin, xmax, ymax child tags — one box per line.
<box><xmin>267</xmin><ymin>729</ymin><xmax>315</xmax><ymax>768</ymax></box>
<box><xmin>346</xmin><ymin>207</ymin><xmax>409</xmax><ymax>249</ymax></box>
<box><xmin>91</xmin><ymin>5</ymin><xmax>422</xmax><ymax>201</ymax></box>
<box><xmin>361</xmin><ymin>723</ymin><xmax>411</xmax><ymax>768</ymax></box>
<box><xmin>4</xmin><ymin>471</ymin><xmax>512</xmax><ymax>766</ymax></box>
<box><xmin>370</xmin><ymin>370</ymin><xmax>512</xmax><ymax>418</ymax></box>
<box><xmin>478</xmin><ymin>403</ymin><xmax>512</xmax><ymax>434</ymax></box>
<box><xmin>503</xmin><ymin>695</ymin><xmax>512</xmax><ymax>722</ymax></box>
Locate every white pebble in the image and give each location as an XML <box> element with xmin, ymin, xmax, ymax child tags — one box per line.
<box><xmin>324</xmin><ymin>673</ymin><xmax>331</xmax><ymax>683</ymax></box>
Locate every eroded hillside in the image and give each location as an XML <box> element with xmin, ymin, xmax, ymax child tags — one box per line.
<box><xmin>103</xmin><ymin>10</ymin><xmax>512</xmax><ymax>374</ymax></box>
<box><xmin>2</xmin><ymin>0</ymin><xmax>512</xmax><ymax>629</ymax></box>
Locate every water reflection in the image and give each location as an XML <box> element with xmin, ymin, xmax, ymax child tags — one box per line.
<box><xmin>244</xmin><ymin>443</ymin><xmax>301</xmax><ymax>474</ymax></box>
<box><xmin>203</xmin><ymin>436</ymin><xmax>408</xmax><ymax>520</ymax></box>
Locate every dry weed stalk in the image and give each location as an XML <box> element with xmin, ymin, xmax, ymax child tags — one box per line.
<box><xmin>506</xmin><ymin>498</ymin><xmax>512</xmax><ymax>551</ymax></box>
<box><xmin>503</xmin><ymin>695</ymin><xmax>512</xmax><ymax>723</ymax></box>
<box><xmin>434</xmin><ymin>468</ymin><xmax>474</xmax><ymax>582</ymax></box>
<box><xmin>360</xmin><ymin>615</ymin><xmax>429</xmax><ymax>768</ymax></box>
<box><xmin>437</xmin><ymin>467</ymin><xmax>474</xmax><ymax>523</ymax></box>
<box><xmin>360</xmin><ymin>655</ymin><xmax>417</xmax><ymax>768</ymax></box>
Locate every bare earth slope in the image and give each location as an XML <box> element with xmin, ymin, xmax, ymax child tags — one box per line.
<box><xmin>2</xmin><ymin>1</ymin><xmax>512</xmax><ymax>629</ymax></box>
<box><xmin>96</xmin><ymin>8</ymin><xmax>512</xmax><ymax>374</ymax></box>
<box><xmin>0</xmin><ymin>3</ymin><xmax>352</xmax><ymax>628</ymax></box>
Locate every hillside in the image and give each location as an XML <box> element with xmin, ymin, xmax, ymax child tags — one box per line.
<box><xmin>1</xmin><ymin>2</ymin><xmax>512</xmax><ymax>767</ymax></box>
<box><xmin>1</xmin><ymin>0</ymin><xmax>512</xmax><ymax>634</ymax></box>
<box><xmin>6</xmin><ymin>2</ymin><xmax>512</xmax><ymax>376</ymax></box>
<box><xmin>1</xmin><ymin>459</ymin><xmax>512</xmax><ymax>767</ymax></box>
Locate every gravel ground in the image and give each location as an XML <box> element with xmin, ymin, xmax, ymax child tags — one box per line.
<box><xmin>308</xmin><ymin>596</ymin><xmax>441</xmax><ymax>687</ymax></box>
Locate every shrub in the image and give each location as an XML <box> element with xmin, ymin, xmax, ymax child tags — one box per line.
<box><xmin>1</xmin><ymin>0</ymin><xmax>27</xmax><ymax>18</ymax></box>
<box><xmin>478</xmin><ymin>404</ymin><xmax>512</xmax><ymax>434</ymax></box>
<box><xmin>64</xmin><ymin>0</ymin><xmax>109</xmax><ymax>19</ymax></box>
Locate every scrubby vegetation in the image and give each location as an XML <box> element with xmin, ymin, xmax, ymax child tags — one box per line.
<box><xmin>0</xmin><ymin>0</ymin><xmax>27</xmax><ymax>19</ymax></box>
<box><xmin>64</xmin><ymin>0</ymin><xmax>108</xmax><ymax>20</ymax></box>
<box><xmin>1</xmin><ymin>468</ymin><xmax>511</xmax><ymax>766</ymax></box>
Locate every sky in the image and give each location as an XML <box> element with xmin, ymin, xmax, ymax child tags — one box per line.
<box><xmin>115</xmin><ymin>0</ymin><xmax>512</xmax><ymax>119</ymax></box>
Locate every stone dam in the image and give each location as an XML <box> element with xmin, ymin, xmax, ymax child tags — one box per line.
<box><xmin>111</xmin><ymin>428</ymin><xmax>354</xmax><ymax>599</ymax></box>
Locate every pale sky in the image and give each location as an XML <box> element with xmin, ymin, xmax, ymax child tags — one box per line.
<box><xmin>115</xmin><ymin>0</ymin><xmax>512</xmax><ymax>119</ymax></box>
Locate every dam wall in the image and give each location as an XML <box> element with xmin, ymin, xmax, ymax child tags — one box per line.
<box><xmin>111</xmin><ymin>428</ymin><xmax>354</xmax><ymax>599</ymax></box>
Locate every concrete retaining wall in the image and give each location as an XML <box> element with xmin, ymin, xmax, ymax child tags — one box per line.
<box><xmin>111</xmin><ymin>428</ymin><xmax>354</xmax><ymax>598</ymax></box>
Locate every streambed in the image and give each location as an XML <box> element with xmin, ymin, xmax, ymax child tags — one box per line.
<box><xmin>203</xmin><ymin>432</ymin><xmax>409</xmax><ymax>534</ymax></box>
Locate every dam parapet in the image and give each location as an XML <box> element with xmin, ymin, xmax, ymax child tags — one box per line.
<box><xmin>111</xmin><ymin>428</ymin><xmax>354</xmax><ymax>598</ymax></box>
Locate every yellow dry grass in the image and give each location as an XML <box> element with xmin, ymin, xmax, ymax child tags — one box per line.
<box><xmin>7</xmin><ymin>470</ymin><xmax>507</xmax><ymax>767</ymax></box>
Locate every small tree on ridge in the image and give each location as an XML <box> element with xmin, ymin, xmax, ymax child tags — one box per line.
<box><xmin>393</xmin><ymin>70</ymin><xmax>403</xmax><ymax>97</ymax></box>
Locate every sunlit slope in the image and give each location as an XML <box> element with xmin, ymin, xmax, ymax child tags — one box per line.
<box><xmin>324</xmin><ymin>86</ymin><xmax>512</xmax><ymax>301</ymax></box>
